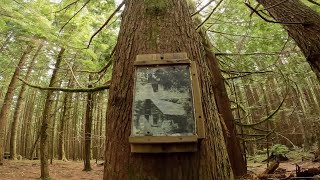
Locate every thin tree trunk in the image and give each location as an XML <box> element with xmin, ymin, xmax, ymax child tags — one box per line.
<box><xmin>0</xmin><ymin>44</ymin><xmax>34</xmax><ymax>165</ymax></box>
<box><xmin>50</xmin><ymin>91</ymin><xmax>61</xmax><ymax>164</ymax></box>
<box><xmin>30</xmin><ymin>93</ymin><xmax>46</xmax><ymax>159</ymax></box>
<box><xmin>257</xmin><ymin>0</ymin><xmax>320</xmax><ymax>80</ymax></box>
<box><xmin>104</xmin><ymin>0</ymin><xmax>233</xmax><ymax>179</ymax></box>
<box><xmin>22</xmin><ymin>90</ymin><xmax>36</xmax><ymax>157</ymax></box>
<box><xmin>10</xmin><ymin>43</ymin><xmax>43</xmax><ymax>160</ymax></box>
<box><xmin>83</xmin><ymin>76</ymin><xmax>94</xmax><ymax>171</ymax></box>
<box><xmin>40</xmin><ymin>47</ymin><xmax>65</xmax><ymax>179</ymax></box>
<box><xmin>71</xmin><ymin>93</ymin><xmax>80</xmax><ymax>160</ymax></box>
<box><xmin>58</xmin><ymin>77</ymin><xmax>74</xmax><ymax>161</ymax></box>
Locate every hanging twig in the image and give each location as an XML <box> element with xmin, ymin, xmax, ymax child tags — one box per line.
<box><xmin>92</xmin><ymin>60</ymin><xmax>113</xmax><ymax>85</ymax></box>
<box><xmin>87</xmin><ymin>1</ymin><xmax>125</xmax><ymax>48</ymax></box>
<box><xmin>49</xmin><ymin>0</ymin><xmax>80</xmax><ymax>14</ymax></box>
<box><xmin>196</xmin><ymin>0</ymin><xmax>224</xmax><ymax>30</ymax></box>
<box><xmin>191</xmin><ymin>0</ymin><xmax>215</xmax><ymax>17</ymax></box>
<box><xmin>258</xmin><ymin>0</ymin><xmax>288</xmax><ymax>11</ymax></box>
<box><xmin>306</xmin><ymin>0</ymin><xmax>320</xmax><ymax>7</ymax></box>
<box><xmin>236</xmin><ymin>87</ymin><xmax>288</xmax><ymax>127</ymax></box>
<box><xmin>237</xmin><ymin>66</ymin><xmax>289</xmax><ymax>128</ymax></box>
<box><xmin>63</xmin><ymin>53</ymin><xmax>84</xmax><ymax>88</ymax></box>
<box><xmin>244</xmin><ymin>2</ymin><xmax>310</xmax><ymax>25</ymax></box>
<box><xmin>225</xmin><ymin>70</ymin><xmax>273</xmax><ymax>80</ymax></box>
<box><xmin>59</xmin><ymin>0</ymin><xmax>91</xmax><ymax>33</ymax></box>
<box><xmin>275</xmin><ymin>132</ymin><xmax>297</xmax><ymax>148</ymax></box>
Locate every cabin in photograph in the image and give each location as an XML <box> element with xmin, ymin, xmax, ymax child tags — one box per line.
<box><xmin>142</xmin><ymin>98</ymin><xmax>193</xmax><ymax>134</ymax></box>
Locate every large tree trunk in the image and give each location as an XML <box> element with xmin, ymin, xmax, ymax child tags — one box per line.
<box><xmin>0</xmin><ymin>44</ymin><xmax>34</xmax><ymax>165</ymax></box>
<box><xmin>256</xmin><ymin>0</ymin><xmax>320</xmax><ymax>80</ymax></box>
<box><xmin>103</xmin><ymin>0</ymin><xmax>233</xmax><ymax>179</ymax></box>
<box><xmin>10</xmin><ymin>43</ymin><xmax>43</xmax><ymax>160</ymax></box>
<box><xmin>40</xmin><ymin>47</ymin><xmax>65</xmax><ymax>179</ymax></box>
<box><xmin>199</xmin><ymin>30</ymin><xmax>247</xmax><ymax>177</ymax></box>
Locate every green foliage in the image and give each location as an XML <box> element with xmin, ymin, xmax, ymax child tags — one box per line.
<box><xmin>270</xmin><ymin>144</ymin><xmax>289</xmax><ymax>156</ymax></box>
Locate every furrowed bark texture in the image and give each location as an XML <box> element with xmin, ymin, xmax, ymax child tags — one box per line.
<box><xmin>199</xmin><ymin>30</ymin><xmax>247</xmax><ymax>177</ymax></box>
<box><xmin>104</xmin><ymin>0</ymin><xmax>233</xmax><ymax>179</ymax></box>
<box><xmin>257</xmin><ymin>0</ymin><xmax>320</xmax><ymax>80</ymax></box>
<box><xmin>40</xmin><ymin>47</ymin><xmax>65</xmax><ymax>179</ymax></box>
<box><xmin>0</xmin><ymin>44</ymin><xmax>33</xmax><ymax>165</ymax></box>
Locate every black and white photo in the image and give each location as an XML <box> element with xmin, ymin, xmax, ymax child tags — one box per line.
<box><xmin>132</xmin><ymin>65</ymin><xmax>195</xmax><ymax>136</ymax></box>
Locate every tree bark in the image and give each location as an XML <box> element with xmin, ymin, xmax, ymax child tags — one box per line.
<box><xmin>83</xmin><ymin>76</ymin><xmax>94</xmax><ymax>171</ymax></box>
<box><xmin>103</xmin><ymin>0</ymin><xmax>233</xmax><ymax>179</ymax></box>
<box><xmin>256</xmin><ymin>0</ymin><xmax>320</xmax><ymax>80</ymax></box>
<box><xmin>40</xmin><ymin>47</ymin><xmax>65</xmax><ymax>179</ymax></box>
<box><xmin>0</xmin><ymin>44</ymin><xmax>34</xmax><ymax>165</ymax></box>
<box><xmin>58</xmin><ymin>76</ymin><xmax>74</xmax><ymax>161</ymax></box>
<box><xmin>10</xmin><ymin>43</ymin><xmax>43</xmax><ymax>160</ymax></box>
<box><xmin>199</xmin><ymin>29</ymin><xmax>247</xmax><ymax>177</ymax></box>
<box><xmin>21</xmin><ymin>90</ymin><xmax>36</xmax><ymax>157</ymax></box>
<box><xmin>50</xmin><ymin>90</ymin><xmax>61</xmax><ymax>164</ymax></box>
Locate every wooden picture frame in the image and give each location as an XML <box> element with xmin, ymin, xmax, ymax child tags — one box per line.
<box><xmin>129</xmin><ymin>53</ymin><xmax>205</xmax><ymax>153</ymax></box>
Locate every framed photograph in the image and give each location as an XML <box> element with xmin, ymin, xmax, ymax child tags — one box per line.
<box><xmin>132</xmin><ymin>64</ymin><xmax>195</xmax><ymax>137</ymax></box>
<box><xmin>129</xmin><ymin>53</ymin><xmax>204</xmax><ymax>153</ymax></box>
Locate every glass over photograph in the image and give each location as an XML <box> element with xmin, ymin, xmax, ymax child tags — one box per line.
<box><xmin>132</xmin><ymin>64</ymin><xmax>195</xmax><ymax>136</ymax></box>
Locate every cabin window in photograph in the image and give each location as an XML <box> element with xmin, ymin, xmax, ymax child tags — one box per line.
<box><xmin>132</xmin><ymin>65</ymin><xmax>195</xmax><ymax>137</ymax></box>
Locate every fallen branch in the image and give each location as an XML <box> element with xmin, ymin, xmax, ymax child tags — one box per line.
<box><xmin>262</xmin><ymin>161</ymin><xmax>279</xmax><ymax>174</ymax></box>
<box><xmin>19</xmin><ymin>78</ymin><xmax>110</xmax><ymax>92</ymax></box>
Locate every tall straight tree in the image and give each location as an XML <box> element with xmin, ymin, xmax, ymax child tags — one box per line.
<box><xmin>199</xmin><ymin>30</ymin><xmax>247</xmax><ymax>176</ymax></box>
<box><xmin>256</xmin><ymin>0</ymin><xmax>320</xmax><ymax>80</ymax></box>
<box><xmin>83</xmin><ymin>75</ymin><xmax>94</xmax><ymax>171</ymax></box>
<box><xmin>58</xmin><ymin>75</ymin><xmax>74</xmax><ymax>162</ymax></box>
<box><xmin>39</xmin><ymin>47</ymin><xmax>65</xmax><ymax>179</ymax></box>
<box><xmin>0</xmin><ymin>44</ymin><xmax>34</xmax><ymax>165</ymax></box>
<box><xmin>10</xmin><ymin>43</ymin><xmax>43</xmax><ymax>160</ymax></box>
<box><xmin>104</xmin><ymin>0</ymin><xmax>233</xmax><ymax>179</ymax></box>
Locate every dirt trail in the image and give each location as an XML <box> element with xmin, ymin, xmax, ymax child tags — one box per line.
<box><xmin>0</xmin><ymin>160</ymin><xmax>103</xmax><ymax>180</ymax></box>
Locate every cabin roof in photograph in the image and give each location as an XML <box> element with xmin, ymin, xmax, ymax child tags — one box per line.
<box><xmin>152</xmin><ymin>99</ymin><xmax>185</xmax><ymax>116</ymax></box>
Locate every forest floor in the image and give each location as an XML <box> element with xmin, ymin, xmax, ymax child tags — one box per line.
<box><xmin>0</xmin><ymin>156</ymin><xmax>319</xmax><ymax>179</ymax></box>
<box><xmin>0</xmin><ymin>159</ymin><xmax>104</xmax><ymax>180</ymax></box>
<box><xmin>247</xmin><ymin>160</ymin><xmax>320</xmax><ymax>176</ymax></box>
<box><xmin>246</xmin><ymin>150</ymin><xmax>320</xmax><ymax>178</ymax></box>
